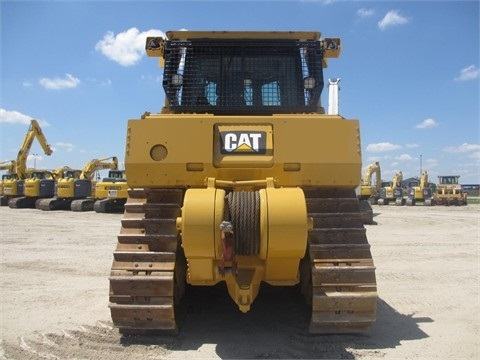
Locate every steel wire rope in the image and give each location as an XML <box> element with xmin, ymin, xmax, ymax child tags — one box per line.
<box><xmin>226</xmin><ymin>191</ymin><xmax>260</xmax><ymax>255</ymax></box>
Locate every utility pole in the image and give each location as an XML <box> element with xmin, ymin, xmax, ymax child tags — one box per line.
<box><xmin>420</xmin><ymin>154</ymin><xmax>422</xmax><ymax>176</ymax></box>
<box><xmin>33</xmin><ymin>153</ymin><xmax>38</xmax><ymax>169</ymax></box>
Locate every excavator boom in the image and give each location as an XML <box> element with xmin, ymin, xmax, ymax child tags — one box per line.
<box><xmin>0</xmin><ymin>160</ymin><xmax>17</xmax><ymax>173</ymax></box>
<box><xmin>80</xmin><ymin>156</ymin><xmax>118</xmax><ymax>179</ymax></box>
<box><xmin>16</xmin><ymin>119</ymin><xmax>53</xmax><ymax>179</ymax></box>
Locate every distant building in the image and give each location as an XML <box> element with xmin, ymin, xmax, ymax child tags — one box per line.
<box><xmin>402</xmin><ymin>177</ymin><xmax>420</xmax><ymax>188</ymax></box>
<box><xmin>462</xmin><ymin>184</ymin><xmax>480</xmax><ymax>196</ymax></box>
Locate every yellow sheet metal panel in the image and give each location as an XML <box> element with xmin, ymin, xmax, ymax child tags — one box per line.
<box><xmin>125</xmin><ymin>114</ymin><xmax>361</xmax><ymax>188</ymax></box>
<box><xmin>264</xmin><ymin>187</ymin><xmax>308</xmax><ymax>258</ymax></box>
<box><xmin>180</xmin><ymin>187</ymin><xmax>219</xmax><ymax>258</ymax></box>
<box><xmin>263</xmin><ymin>187</ymin><xmax>308</xmax><ymax>282</ymax></box>
<box><xmin>24</xmin><ymin>179</ymin><xmax>39</xmax><ymax>196</ymax></box>
<box><xmin>180</xmin><ymin>187</ymin><xmax>225</xmax><ymax>282</ymax></box>
<box><xmin>56</xmin><ymin>178</ymin><xmax>75</xmax><ymax>197</ymax></box>
<box><xmin>166</xmin><ymin>31</ymin><xmax>321</xmax><ymax>41</ymax></box>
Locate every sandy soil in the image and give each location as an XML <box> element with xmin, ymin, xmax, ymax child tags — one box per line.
<box><xmin>0</xmin><ymin>204</ymin><xmax>478</xmax><ymax>359</ymax></box>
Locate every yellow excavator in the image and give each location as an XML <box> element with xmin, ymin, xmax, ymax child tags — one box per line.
<box><xmin>432</xmin><ymin>175</ymin><xmax>467</xmax><ymax>206</ymax></box>
<box><xmin>0</xmin><ymin>160</ymin><xmax>16</xmax><ymax>173</ymax></box>
<box><xmin>358</xmin><ymin>161</ymin><xmax>381</xmax><ymax>224</ymax></box>
<box><xmin>1</xmin><ymin>120</ymin><xmax>53</xmax><ymax>206</ymax></box>
<box><xmin>109</xmin><ymin>31</ymin><xmax>377</xmax><ymax>335</ymax></box>
<box><xmin>94</xmin><ymin>169</ymin><xmax>128</xmax><ymax>213</ymax></box>
<box><xmin>36</xmin><ymin>156</ymin><xmax>118</xmax><ymax>211</ymax></box>
<box><xmin>406</xmin><ymin>171</ymin><xmax>433</xmax><ymax>206</ymax></box>
<box><xmin>0</xmin><ymin>160</ymin><xmax>17</xmax><ymax>201</ymax></box>
<box><xmin>9</xmin><ymin>166</ymin><xmax>71</xmax><ymax>208</ymax></box>
<box><xmin>360</xmin><ymin>162</ymin><xmax>381</xmax><ymax>204</ymax></box>
<box><xmin>378</xmin><ymin>171</ymin><xmax>404</xmax><ymax>206</ymax></box>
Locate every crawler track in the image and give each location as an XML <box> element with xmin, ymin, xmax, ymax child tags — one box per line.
<box><xmin>302</xmin><ymin>188</ymin><xmax>377</xmax><ymax>333</ymax></box>
<box><xmin>109</xmin><ymin>188</ymin><xmax>185</xmax><ymax>334</ymax></box>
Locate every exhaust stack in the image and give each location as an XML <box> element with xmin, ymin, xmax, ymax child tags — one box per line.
<box><xmin>328</xmin><ymin>78</ymin><xmax>340</xmax><ymax>115</ymax></box>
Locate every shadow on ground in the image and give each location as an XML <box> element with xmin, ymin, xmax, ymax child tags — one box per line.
<box><xmin>120</xmin><ymin>283</ymin><xmax>430</xmax><ymax>359</ymax></box>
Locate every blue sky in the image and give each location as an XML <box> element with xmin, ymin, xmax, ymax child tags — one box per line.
<box><xmin>1</xmin><ymin>0</ymin><xmax>479</xmax><ymax>184</ymax></box>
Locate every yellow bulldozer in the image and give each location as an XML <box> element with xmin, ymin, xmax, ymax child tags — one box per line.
<box><xmin>109</xmin><ymin>30</ymin><xmax>377</xmax><ymax>335</ymax></box>
<box><xmin>432</xmin><ymin>175</ymin><xmax>467</xmax><ymax>206</ymax></box>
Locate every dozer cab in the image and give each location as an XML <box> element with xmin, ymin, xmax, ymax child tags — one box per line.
<box><xmin>109</xmin><ymin>30</ymin><xmax>377</xmax><ymax>334</ymax></box>
<box><xmin>433</xmin><ymin>175</ymin><xmax>467</xmax><ymax>206</ymax></box>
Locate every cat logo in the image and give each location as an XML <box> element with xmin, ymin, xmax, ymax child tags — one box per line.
<box><xmin>220</xmin><ymin>131</ymin><xmax>266</xmax><ymax>154</ymax></box>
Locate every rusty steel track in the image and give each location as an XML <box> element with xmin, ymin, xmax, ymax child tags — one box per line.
<box><xmin>302</xmin><ymin>188</ymin><xmax>377</xmax><ymax>333</ymax></box>
<box><xmin>109</xmin><ymin>188</ymin><xmax>185</xmax><ymax>334</ymax></box>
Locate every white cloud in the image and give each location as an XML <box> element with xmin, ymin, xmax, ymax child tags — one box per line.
<box><xmin>0</xmin><ymin>108</ymin><xmax>50</xmax><ymax>127</ymax></box>
<box><xmin>378</xmin><ymin>10</ymin><xmax>409</xmax><ymax>30</ymax></box>
<box><xmin>366</xmin><ymin>142</ymin><xmax>402</xmax><ymax>152</ymax></box>
<box><xmin>443</xmin><ymin>143</ymin><xmax>480</xmax><ymax>153</ymax></box>
<box><xmin>55</xmin><ymin>142</ymin><xmax>75</xmax><ymax>152</ymax></box>
<box><xmin>405</xmin><ymin>143</ymin><xmax>419</xmax><ymax>148</ymax></box>
<box><xmin>101</xmin><ymin>79</ymin><xmax>112</xmax><ymax>86</ymax></box>
<box><xmin>95</xmin><ymin>27</ymin><xmax>165</xmax><ymax>66</ymax></box>
<box><xmin>39</xmin><ymin>73</ymin><xmax>80</xmax><ymax>90</ymax></box>
<box><xmin>454</xmin><ymin>65</ymin><xmax>480</xmax><ymax>82</ymax></box>
<box><xmin>0</xmin><ymin>108</ymin><xmax>32</xmax><ymax>124</ymax></box>
<box><xmin>87</xmin><ymin>77</ymin><xmax>112</xmax><ymax>86</ymax></box>
<box><xmin>395</xmin><ymin>154</ymin><xmax>413</xmax><ymax>161</ymax></box>
<box><xmin>468</xmin><ymin>151</ymin><xmax>480</xmax><ymax>159</ymax></box>
<box><xmin>416</xmin><ymin>118</ymin><xmax>438</xmax><ymax>129</ymax></box>
<box><xmin>357</xmin><ymin>8</ymin><xmax>374</xmax><ymax>18</ymax></box>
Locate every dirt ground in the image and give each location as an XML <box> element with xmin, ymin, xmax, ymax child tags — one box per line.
<box><xmin>0</xmin><ymin>203</ymin><xmax>478</xmax><ymax>359</ymax></box>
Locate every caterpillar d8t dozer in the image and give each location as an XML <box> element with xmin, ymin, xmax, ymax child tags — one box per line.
<box><xmin>109</xmin><ymin>30</ymin><xmax>377</xmax><ymax>335</ymax></box>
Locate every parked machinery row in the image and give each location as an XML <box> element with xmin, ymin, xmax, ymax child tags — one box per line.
<box><xmin>359</xmin><ymin>162</ymin><xmax>467</xmax><ymax>206</ymax></box>
<box><xmin>0</xmin><ymin>119</ymin><xmax>53</xmax><ymax>206</ymax></box>
<box><xmin>0</xmin><ymin>119</ymin><xmax>128</xmax><ymax>213</ymax></box>
<box><xmin>6</xmin><ymin>160</ymin><xmax>128</xmax><ymax>213</ymax></box>
<box><xmin>35</xmin><ymin>156</ymin><xmax>119</xmax><ymax>211</ymax></box>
